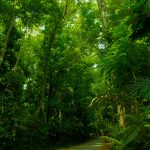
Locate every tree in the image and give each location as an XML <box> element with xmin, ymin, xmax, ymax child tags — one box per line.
<box><xmin>1</xmin><ymin>0</ymin><xmax>150</xmax><ymax>149</ymax></box>
<box><xmin>92</xmin><ymin>0</ymin><xmax>150</xmax><ymax>148</ymax></box>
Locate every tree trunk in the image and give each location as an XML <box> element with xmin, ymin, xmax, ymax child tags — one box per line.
<box><xmin>117</xmin><ymin>104</ymin><xmax>125</xmax><ymax>128</ymax></box>
<box><xmin>97</xmin><ymin>0</ymin><xmax>107</xmax><ymax>29</ymax></box>
<box><xmin>34</xmin><ymin>0</ymin><xmax>69</xmax><ymax>119</ymax></box>
<box><xmin>97</xmin><ymin>0</ymin><xmax>112</xmax><ymax>43</ymax></box>
<box><xmin>0</xmin><ymin>15</ymin><xmax>15</xmax><ymax>68</ymax></box>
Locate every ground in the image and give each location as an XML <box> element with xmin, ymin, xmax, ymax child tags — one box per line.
<box><xmin>57</xmin><ymin>139</ymin><xmax>102</xmax><ymax>150</ymax></box>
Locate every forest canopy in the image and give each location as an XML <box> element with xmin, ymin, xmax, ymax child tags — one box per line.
<box><xmin>0</xmin><ymin>0</ymin><xmax>150</xmax><ymax>149</ymax></box>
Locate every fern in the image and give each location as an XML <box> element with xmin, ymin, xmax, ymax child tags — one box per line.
<box><xmin>100</xmin><ymin>135</ymin><xmax>121</xmax><ymax>145</ymax></box>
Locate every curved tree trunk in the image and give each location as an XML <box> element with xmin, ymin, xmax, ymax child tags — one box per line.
<box><xmin>0</xmin><ymin>15</ymin><xmax>15</xmax><ymax>68</ymax></box>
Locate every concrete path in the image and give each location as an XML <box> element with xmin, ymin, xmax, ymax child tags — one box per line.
<box><xmin>57</xmin><ymin>139</ymin><xmax>102</xmax><ymax>150</ymax></box>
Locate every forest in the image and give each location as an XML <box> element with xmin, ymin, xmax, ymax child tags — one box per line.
<box><xmin>0</xmin><ymin>0</ymin><xmax>150</xmax><ymax>149</ymax></box>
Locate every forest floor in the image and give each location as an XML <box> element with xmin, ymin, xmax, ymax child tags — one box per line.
<box><xmin>56</xmin><ymin>139</ymin><xmax>102</xmax><ymax>150</ymax></box>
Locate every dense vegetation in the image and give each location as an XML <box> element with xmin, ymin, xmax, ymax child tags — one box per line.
<box><xmin>0</xmin><ymin>0</ymin><xmax>150</xmax><ymax>149</ymax></box>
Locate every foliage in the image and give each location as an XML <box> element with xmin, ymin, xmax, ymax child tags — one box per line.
<box><xmin>0</xmin><ymin>0</ymin><xmax>150</xmax><ymax>149</ymax></box>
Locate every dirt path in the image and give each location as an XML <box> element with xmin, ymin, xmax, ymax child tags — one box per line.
<box><xmin>56</xmin><ymin>139</ymin><xmax>102</xmax><ymax>150</ymax></box>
